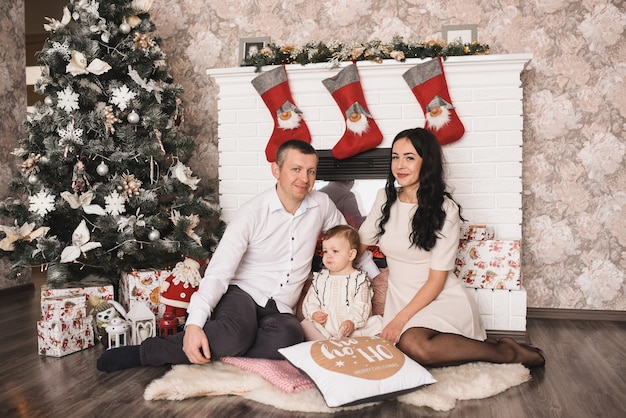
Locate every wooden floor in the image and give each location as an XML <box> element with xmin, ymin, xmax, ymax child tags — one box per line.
<box><xmin>1</xmin><ymin>284</ymin><xmax>625</xmax><ymax>418</ymax></box>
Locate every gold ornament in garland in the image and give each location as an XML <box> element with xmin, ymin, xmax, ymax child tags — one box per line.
<box><xmin>241</xmin><ymin>35</ymin><xmax>489</xmax><ymax>72</ymax></box>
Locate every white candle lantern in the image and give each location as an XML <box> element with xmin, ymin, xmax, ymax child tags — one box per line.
<box><xmin>126</xmin><ymin>302</ymin><xmax>156</xmax><ymax>345</ymax></box>
<box><xmin>105</xmin><ymin>317</ymin><xmax>130</xmax><ymax>349</ymax></box>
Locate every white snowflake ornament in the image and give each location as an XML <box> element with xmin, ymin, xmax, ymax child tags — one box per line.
<box><xmin>28</xmin><ymin>189</ymin><xmax>56</xmax><ymax>217</ymax></box>
<box><xmin>110</xmin><ymin>85</ymin><xmax>137</xmax><ymax>111</ymax></box>
<box><xmin>105</xmin><ymin>190</ymin><xmax>127</xmax><ymax>216</ymax></box>
<box><xmin>57</xmin><ymin>86</ymin><xmax>80</xmax><ymax>113</ymax></box>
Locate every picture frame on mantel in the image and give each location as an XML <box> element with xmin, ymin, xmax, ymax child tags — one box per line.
<box><xmin>239</xmin><ymin>37</ymin><xmax>271</xmax><ymax>63</ymax></box>
<box><xmin>442</xmin><ymin>24</ymin><xmax>478</xmax><ymax>44</ymax></box>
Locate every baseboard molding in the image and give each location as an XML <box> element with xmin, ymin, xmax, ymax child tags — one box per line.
<box><xmin>486</xmin><ymin>330</ymin><xmax>529</xmax><ymax>344</ymax></box>
<box><xmin>528</xmin><ymin>307</ymin><xmax>626</xmax><ymax>322</ymax></box>
<box><xmin>0</xmin><ymin>282</ymin><xmax>35</xmax><ymax>296</ymax></box>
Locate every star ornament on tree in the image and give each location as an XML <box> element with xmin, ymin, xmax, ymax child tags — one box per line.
<box><xmin>60</xmin><ymin>220</ymin><xmax>102</xmax><ymax>263</ymax></box>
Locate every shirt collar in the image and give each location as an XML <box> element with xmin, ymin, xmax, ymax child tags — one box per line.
<box><xmin>269</xmin><ymin>186</ymin><xmax>319</xmax><ymax>215</ymax></box>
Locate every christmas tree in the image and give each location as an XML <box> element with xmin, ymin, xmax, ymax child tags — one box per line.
<box><xmin>0</xmin><ymin>0</ymin><xmax>224</xmax><ymax>287</ymax></box>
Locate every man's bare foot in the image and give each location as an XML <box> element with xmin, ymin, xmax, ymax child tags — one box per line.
<box><xmin>498</xmin><ymin>337</ymin><xmax>545</xmax><ymax>368</ymax></box>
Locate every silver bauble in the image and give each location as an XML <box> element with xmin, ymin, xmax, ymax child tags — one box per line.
<box><xmin>148</xmin><ymin>229</ymin><xmax>160</xmax><ymax>241</ymax></box>
<box><xmin>96</xmin><ymin>161</ymin><xmax>109</xmax><ymax>176</ymax></box>
<box><xmin>28</xmin><ymin>174</ymin><xmax>39</xmax><ymax>184</ymax></box>
<box><xmin>127</xmin><ymin>111</ymin><xmax>140</xmax><ymax>124</ymax></box>
<box><xmin>119</xmin><ymin>22</ymin><xmax>131</xmax><ymax>34</ymax></box>
<box><xmin>44</xmin><ymin>96</ymin><xmax>54</xmax><ymax>106</ymax></box>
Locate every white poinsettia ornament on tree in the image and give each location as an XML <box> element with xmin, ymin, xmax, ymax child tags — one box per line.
<box><xmin>171</xmin><ymin>161</ymin><xmax>200</xmax><ymax>190</ymax></box>
<box><xmin>66</xmin><ymin>50</ymin><xmax>112</xmax><ymax>76</ymax></box>
<box><xmin>60</xmin><ymin>220</ymin><xmax>102</xmax><ymax>263</ymax></box>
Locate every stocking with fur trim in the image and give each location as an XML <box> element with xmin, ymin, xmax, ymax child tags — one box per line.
<box><xmin>251</xmin><ymin>65</ymin><xmax>311</xmax><ymax>162</ymax></box>
<box><xmin>322</xmin><ymin>64</ymin><xmax>383</xmax><ymax>160</ymax></box>
<box><xmin>403</xmin><ymin>57</ymin><xmax>465</xmax><ymax>145</ymax></box>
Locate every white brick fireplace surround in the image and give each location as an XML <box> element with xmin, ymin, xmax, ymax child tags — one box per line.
<box><xmin>208</xmin><ymin>53</ymin><xmax>532</xmax><ymax>332</ymax></box>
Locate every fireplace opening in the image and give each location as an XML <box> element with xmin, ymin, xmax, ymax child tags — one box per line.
<box><xmin>314</xmin><ymin>148</ymin><xmax>390</xmax><ymax>269</ymax></box>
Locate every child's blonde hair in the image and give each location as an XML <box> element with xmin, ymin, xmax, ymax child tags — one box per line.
<box><xmin>323</xmin><ymin>225</ymin><xmax>361</xmax><ymax>260</ymax></box>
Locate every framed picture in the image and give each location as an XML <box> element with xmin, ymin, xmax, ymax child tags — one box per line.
<box><xmin>442</xmin><ymin>24</ymin><xmax>478</xmax><ymax>44</ymax></box>
<box><xmin>239</xmin><ymin>37</ymin><xmax>271</xmax><ymax>62</ymax></box>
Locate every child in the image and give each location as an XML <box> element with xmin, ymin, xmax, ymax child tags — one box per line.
<box><xmin>301</xmin><ymin>225</ymin><xmax>382</xmax><ymax>340</ymax></box>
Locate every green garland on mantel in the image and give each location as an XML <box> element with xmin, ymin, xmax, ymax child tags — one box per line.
<box><xmin>241</xmin><ymin>35</ymin><xmax>490</xmax><ymax>72</ymax></box>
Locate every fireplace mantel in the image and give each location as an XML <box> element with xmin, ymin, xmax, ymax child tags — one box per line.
<box><xmin>208</xmin><ymin>54</ymin><xmax>532</xmax><ymax>333</ymax></box>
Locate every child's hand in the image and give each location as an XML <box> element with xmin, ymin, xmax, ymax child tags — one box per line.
<box><xmin>312</xmin><ymin>311</ymin><xmax>328</xmax><ymax>325</ymax></box>
<box><xmin>338</xmin><ymin>320</ymin><xmax>355</xmax><ymax>338</ymax></box>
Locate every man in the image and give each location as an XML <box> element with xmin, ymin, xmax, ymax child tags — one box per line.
<box><xmin>97</xmin><ymin>140</ymin><xmax>379</xmax><ymax>372</ymax></box>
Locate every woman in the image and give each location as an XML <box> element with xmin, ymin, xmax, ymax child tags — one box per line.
<box><xmin>359</xmin><ymin>128</ymin><xmax>544</xmax><ymax>368</ymax></box>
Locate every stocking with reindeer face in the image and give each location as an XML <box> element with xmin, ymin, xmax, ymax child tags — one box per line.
<box><xmin>403</xmin><ymin>57</ymin><xmax>465</xmax><ymax>145</ymax></box>
<box><xmin>322</xmin><ymin>64</ymin><xmax>383</xmax><ymax>160</ymax></box>
<box><xmin>251</xmin><ymin>65</ymin><xmax>311</xmax><ymax>162</ymax></box>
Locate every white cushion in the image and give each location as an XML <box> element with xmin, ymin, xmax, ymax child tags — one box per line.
<box><xmin>278</xmin><ymin>336</ymin><xmax>436</xmax><ymax>407</ymax></box>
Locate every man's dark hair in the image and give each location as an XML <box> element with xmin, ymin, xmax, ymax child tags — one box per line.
<box><xmin>275</xmin><ymin>140</ymin><xmax>317</xmax><ymax>167</ymax></box>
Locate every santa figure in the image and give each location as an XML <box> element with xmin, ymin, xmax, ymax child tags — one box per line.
<box><xmin>159</xmin><ymin>258</ymin><xmax>202</xmax><ymax>325</ymax></box>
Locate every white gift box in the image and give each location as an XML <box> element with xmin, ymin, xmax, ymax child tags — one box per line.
<box><xmin>40</xmin><ymin>276</ymin><xmax>114</xmax><ymax>304</ymax></box>
<box><xmin>40</xmin><ymin>295</ymin><xmax>87</xmax><ymax>322</ymax></box>
<box><xmin>460</xmin><ymin>224</ymin><xmax>495</xmax><ymax>241</ymax></box>
<box><xmin>455</xmin><ymin>240</ymin><xmax>521</xmax><ymax>290</ymax></box>
<box><xmin>37</xmin><ymin>318</ymin><xmax>95</xmax><ymax>357</ymax></box>
<box><xmin>119</xmin><ymin>269</ymin><xmax>170</xmax><ymax>316</ymax></box>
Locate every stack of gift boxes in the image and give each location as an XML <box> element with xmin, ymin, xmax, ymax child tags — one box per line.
<box><xmin>455</xmin><ymin>224</ymin><xmax>521</xmax><ymax>290</ymax></box>
<box><xmin>455</xmin><ymin>224</ymin><xmax>526</xmax><ymax>332</ymax></box>
<box><xmin>37</xmin><ymin>277</ymin><xmax>114</xmax><ymax>357</ymax></box>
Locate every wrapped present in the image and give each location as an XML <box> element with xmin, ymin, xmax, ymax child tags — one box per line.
<box><xmin>119</xmin><ymin>269</ymin><xmax>169</xmax><ymax>316</ymax></box>
<box><xmin>40</xmin><ymin>275</ymin><xmax>114</xmax><ymax>304</ymax></box>
<box><xmin>461</xmin><ymin>224</ymin><xmax>495</xmax><ymax>241</ymax></box>
<box><xmin>40</xmin><ymin>295</ymin><xmax>87</xmax><ymax>322</ymax></box>
<box><xmin>37</xmin><ymin>318</ymin><xmax>95</xmax><ymax>357</ymax></box>
<box><xmin>454</xmin><ymin>240</ymin><xmax>521</xmax><ymax>290</ymax></box>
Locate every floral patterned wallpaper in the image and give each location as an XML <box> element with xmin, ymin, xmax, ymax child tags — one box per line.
<box><xmin>0</xmin><ymin>0</ymin><xmax>30</xmax><ymax>289</ymax></box>
<box><xmin>2</xmin><ymin>0</ymin><xmax>624</xmax><ymax>309</ymax></box>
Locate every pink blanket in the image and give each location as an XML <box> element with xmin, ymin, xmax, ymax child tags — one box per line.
<box><xmin>221</xmin><ymin>357</ymin><xmax>315</xmax><ymax>393</ymax></box>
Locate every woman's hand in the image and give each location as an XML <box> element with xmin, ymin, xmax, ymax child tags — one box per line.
<box><xmin>381</xmin><ymin>316</ymin><xmax>407</xmax><ymax>344</ymax></box>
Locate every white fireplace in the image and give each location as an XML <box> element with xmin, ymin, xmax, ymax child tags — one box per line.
<box><xmin>208</xmin><ymin>54</ymin><xmax>532</xmax><ymax>332</ymax></box>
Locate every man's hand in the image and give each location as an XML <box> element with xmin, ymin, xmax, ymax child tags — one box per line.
<box><xmin>312</xmin><ymin>311</ymin><xmax>328</xmax><ymax>325</ymax></box>
<box><xmin>183</xmin><ymin>324</ymin><xmax>211</xmax><ymax>364</ymax></box>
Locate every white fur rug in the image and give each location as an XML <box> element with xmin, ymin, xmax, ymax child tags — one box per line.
<box><xmin>144</xmin><ymin>360</ymin><xmax>531</xmax><ymax>412</ymax></box>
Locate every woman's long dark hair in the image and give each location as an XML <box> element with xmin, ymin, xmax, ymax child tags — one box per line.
<box><xmin>376</xmin><ymin>128</ymin><xmax>463</xmax><ymax>251</ymax></box>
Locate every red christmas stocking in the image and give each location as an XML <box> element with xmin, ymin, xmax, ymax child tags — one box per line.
<box><xmin>402</xmin><ymin>57</ymin><xmax>465</xmax><ymax>145</ymax></box>
<box><xmin>251</xmin><ymin>65</ymin><xmax>311</xmax><ymax>162</ymax></box>
<box><xmin>322</xmin><ymin>64</ymin><xmax>383</xmax><ymax>160</ymax></box>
